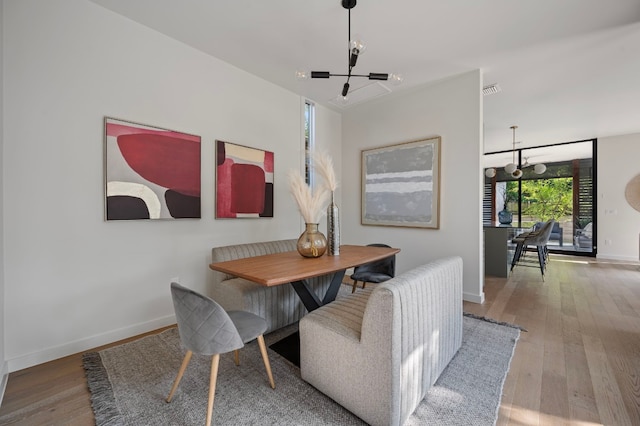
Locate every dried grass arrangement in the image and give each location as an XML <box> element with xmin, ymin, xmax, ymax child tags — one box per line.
<box><xmin>287</xmin><ymin>170</ymin><xmax>330</xmax><ymax>224</ymax></box>
<box><xmin>313</xmin><ymin>151</ymin><xmax>338</xmax><ymax>193</ymax></box>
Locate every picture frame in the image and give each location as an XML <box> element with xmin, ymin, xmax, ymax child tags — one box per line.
<box><xmin>104</xmin><ymin>117</ymin><xmax>201</xmax><ymax>221</ymax></box>
<box><xmin>216</xmin><ymin>140</ymin><xmax>274</xmax><ymax>218</ymax></box>
<box><xmin>361</xmin><ymin>136</ymin><xmax>441</xmax><ymax>228</ymax></box>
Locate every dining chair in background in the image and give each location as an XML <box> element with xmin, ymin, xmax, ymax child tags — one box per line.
<box><xmin>510</xmin><ymin>219</ymin><xmax>555</xmax><ymax>280</ymax></box>
<box><xmin>166</xmin><ymin>282</ymin><xmax>275</xmax><ymax>426</ymax></box>
<box><xmin>350</xmin><ymin>243</ymin><xmax>396</xmax><ymax>293</ymax></box>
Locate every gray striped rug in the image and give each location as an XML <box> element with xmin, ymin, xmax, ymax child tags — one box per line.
<box><xmin>84</xmin><ymin>315</ymin><xmax>519</xmax><ymax>425</ymax></box>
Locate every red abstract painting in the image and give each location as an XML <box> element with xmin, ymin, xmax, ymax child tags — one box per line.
<box><xmin>216</xmin><ymin>140</ymin><xmax>274</xmax><ymax>218</ymax></box>
<box><xmin>104</xmin><ymin>117</ymin><xmax>201</xmax><ymax>220</ymax></box>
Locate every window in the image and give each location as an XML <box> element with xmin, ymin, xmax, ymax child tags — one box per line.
<box><xmin>304</xmin><ymin>100</ymin><xmax>315</xmax><ymax>186</ymax></box>
<box><xmin>484</xmin><ymin>139</ymin><xmax>596</xmax><ymax>256</ymax></box>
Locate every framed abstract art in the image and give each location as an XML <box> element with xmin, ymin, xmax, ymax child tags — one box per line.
<box><xmin>361</xmin><ymin>136</ymin><xmax>441</xmax><ymax>229</ymax></box>
<box><xmin>104</xmin><ymin>117</ymin><xmax>201</xmax><ymax>220</ymax></box>
<box><xmin>216</xmin><ymin>140</ymin><xmax>274</xmax><ymax>218</ymax></box>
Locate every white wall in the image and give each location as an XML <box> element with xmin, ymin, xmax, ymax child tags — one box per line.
<box><xmin>341</xmin><ymin>71</ymin><xmax>484</xmax><ymax>303</ymax></box>
<box><xmin>0</xmin><ymin>0</ymin><xmax>8</xmax><ymax>401</ymax></box>
<box><xmin>597</xmin><ymin>133</ymin><xmax>640</xmax><ymax>261</ymax></box>
<box><xmin>2</xmin><ymin>0</ymin><xmax>340</xmax><ymax>372</ymax></box>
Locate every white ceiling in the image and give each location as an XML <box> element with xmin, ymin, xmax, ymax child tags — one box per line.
<box><xmin>88</xmin><ymin>0</ymin><xmax>640</xmax><ymax>153</ymax></box>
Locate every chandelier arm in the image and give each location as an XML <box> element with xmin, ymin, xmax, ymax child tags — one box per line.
<box><xmin>331</xmin><ymin>73</ymin><xmax>369</xmax><ymax>78</ymax></box>
<box><xmin>310</xmin><ymin>73</ymin><xmax>373</xmax><ymax>78</ymax></box>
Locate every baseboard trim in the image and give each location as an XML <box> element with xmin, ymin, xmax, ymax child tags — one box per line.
<box><xmin>596</xmin><ymin>253</ymin><xmax>640</xmax><ymax>263</ymax></box>
<box><xmin>464</xmin><ymin>291</ymin><xmax>485</xmax><ymax>304</ymax></box>
<box><xmin>7</xmin><ymin>314</ymin><xmax>176</xmax><ymax>373</ymax></box>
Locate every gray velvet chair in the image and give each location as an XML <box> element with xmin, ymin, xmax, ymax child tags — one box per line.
<box><xmin>166</xmin><ymin>282</ymin><xmax>275</xmax><ymax>426</ymax></box>
<box><xmin>534</xmin><ymin>221</ymin><xmax>563</xmax><ymax>246</ymax></box>
<box><xmin>350</xmin><ymin>243</ymin><xmax>396</xmax><ymax>293</ymax></box>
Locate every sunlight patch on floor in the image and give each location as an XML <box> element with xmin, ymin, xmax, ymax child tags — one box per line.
<box><xmin>552</xmin><ymin>258</ymin><xmax>590</xmax><ymax>265</ymax></box>
<box><xmin>503</xmin><ymin>404</ymin><xmax>603</xmax><ymax>425</ymax></box>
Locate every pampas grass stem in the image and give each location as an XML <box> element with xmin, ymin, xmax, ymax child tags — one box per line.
<box><xmin>313</xmin><ymin>151</ymin><xmax>338</xmax><ymax>192</ymax></box>
<box><xmin>288</xmin><ymin>170</ymin><xmax>330</xmax><ymax>223</ymax></box>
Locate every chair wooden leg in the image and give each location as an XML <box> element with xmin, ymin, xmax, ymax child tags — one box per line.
<box><xmin>166</xmin><ymin>350</ymin><xmax>193</xmax><ymax>403</ymax></box>
<box><xmin>234</xmin><ymin>350</ymin><xmax>240</xmax><ymax>366</ymax></box>
<box><xmin>206</xmin><ymin>354</ymin><xmax>220</xmax><ymax>426</ymax></box>
<box><xmin>351</xmin><ymin>280</ymin><xmax>359</xmax><ymax>293</ymax></box>
<box><xmin>362</xmin><ymin>282</ymin><xmax>367</xmax><ymax>289</ymax></box>
<box><xmin>256</xmin><ymin>335</ymin><xmax>275</xmax><ymax>389</ymax></box>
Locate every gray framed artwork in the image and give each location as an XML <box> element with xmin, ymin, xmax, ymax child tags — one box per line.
<box><xmin>361</xmin><ymin>136</ymin><xmax>441</xmax><ymax>228</ymax></box>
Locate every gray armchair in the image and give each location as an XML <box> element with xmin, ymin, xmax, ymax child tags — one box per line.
<box><xmin>300</xmin><ymin>257</ymin><xmax>463</xmax><ymax>426</ymax></box>
<box><xmin>166</xmin><ymin>282</ymin><xmax>275</xmax><ymax>426</ymax></box>
<box><xmin>574</xmin><ymin>222</ymin><xmax>593</xmax><ymax>248</ymax></box>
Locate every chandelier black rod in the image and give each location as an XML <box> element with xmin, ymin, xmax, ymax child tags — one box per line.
<box><xmin>325</xmin><ymin>73</ymin><xmax>375</xmax><ymax>78</ymax></box>
<box><xmin>310</xmin><ymin>71</ymin><xmax>389</xmax><ymax>80</ymax></box>
<box><xmin>347</xmin><ymin>8</ymin><xmax>351</xmax><ymax>77</ymax></box>
<box><xmin>342</xmin><ymin>7</ymin><xmax>353</xmax><ymax>95</ymax></box>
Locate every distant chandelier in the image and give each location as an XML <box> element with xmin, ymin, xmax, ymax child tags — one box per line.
<box><xmin>485</xmin><ymin>125</ymin><xmax>547</xmax><ymax>179</ymax></box>
<box><xmin>296</xmin><ymin>0</ymin><xmax>402</xmax><ymax>100</ymax></box>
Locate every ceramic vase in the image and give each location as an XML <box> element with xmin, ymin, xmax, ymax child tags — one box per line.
<box><xmin>498</xmin><ymin>208</ymin><xmax>513</xmax><ymax>225</ymax></box>
<box><xmin>296</xmin><ymin>223</ymin><xmax>327</xmax><ymax>258</ymax></box>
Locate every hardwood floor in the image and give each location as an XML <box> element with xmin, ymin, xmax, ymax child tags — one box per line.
<box><xmin>0</xmin><ymin>326</ymin><xmax>175</xmax><ymax>425</ymax></box>
<box><xmin>1</xmin><ymin>256</ymin><xmax>639</xmax><ymax>425</ymax></box>
<box><xmin>463</xmin><ymin>255</ymin><xmax>640</xmax><ymax>426</ymax></box>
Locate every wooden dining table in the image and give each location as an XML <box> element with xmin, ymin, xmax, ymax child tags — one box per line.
<box><xmin>209</xmin><ymin>244</ymin><xmax>400</xmax><ymax>312</ymax></box>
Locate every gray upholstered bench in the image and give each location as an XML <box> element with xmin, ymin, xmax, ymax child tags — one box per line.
<box><xmin>300</xmin><ymin>256</ymin><xmax>463</xmax><ymax>426</ymax></box>
<box><xmin>210</xmin><ymin>239</ymin><xmax>333</xmax><ymax>333</ymax></box>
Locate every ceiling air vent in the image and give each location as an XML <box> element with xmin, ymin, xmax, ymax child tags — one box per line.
<box><xmin>483</xmin><ymin>83</ymin><xmax>501</xmax><ymax>96</ymax></box>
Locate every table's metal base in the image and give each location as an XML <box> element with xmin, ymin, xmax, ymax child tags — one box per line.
<box><xmin>274</xmin><ymin>270</ymin><xmax>346</xmax><ymax>366</ymax></box>
<box><xmin>290</xmin><ymin>270</ymin><xmax>346</xmax><ymax>312</ymax></box>
<box><xmin>268</xmin><ymin>331</ymin><xmax>300</xmax><ymax>366</ymax></box>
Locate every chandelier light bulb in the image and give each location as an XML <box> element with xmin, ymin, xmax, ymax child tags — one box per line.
<box><xmin>533</xmin><ymin>163</ymin><xmax>547</xmax><ymax>174</ymax></box>
<box><xmin>388</xmin><ymin>73</ymin><xmax>403</xmax><ymax>85</ymax></box>
<box><xmin>504</xmin><ymin>163</ymin><xmax>517</xmax><ymax>174</ymax></box>
<box><xmin>511</xmin><ymin>169</ymin><xmax>523</xmax><ymax>179</ymax></box>
<box><xmin>485</xmin><ymin>168</ymin><xmax>496</xmax><ymax>178</ymax></box>
<box><xmin>349</xmin><ymin>36</ymin><xmax>366</xmax><ymax>55</ymax></box>
<box><xmin>295</xmin><ymin>70</ymin><xmax>310</xmax><ymax>80</ymax></box>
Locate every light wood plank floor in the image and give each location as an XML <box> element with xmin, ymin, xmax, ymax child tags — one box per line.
<box><xmin>1</xmin><ymin>256</ymin><xmax>639</xmax><ymax>425</ymax></box>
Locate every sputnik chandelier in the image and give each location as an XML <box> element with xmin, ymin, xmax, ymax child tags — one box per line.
<box><xmin>296</xmin><ymin>0</ymin><xmax>402</xmax><ymax>100</ymax></box>
<box><xmin>485</xmin><ymin>125</ymin><xmax>547</xmax><ymax>179</ymax></box>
